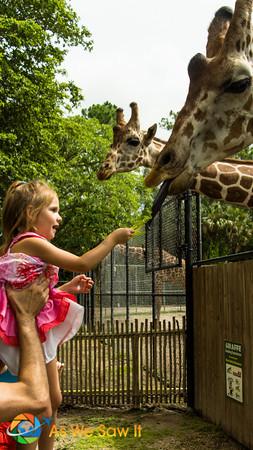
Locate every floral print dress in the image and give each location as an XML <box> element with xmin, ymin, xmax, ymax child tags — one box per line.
<box><xmin>0</xmin><ymin>232</ymin><xmax>84</xmax><ymax>375</ymax></box>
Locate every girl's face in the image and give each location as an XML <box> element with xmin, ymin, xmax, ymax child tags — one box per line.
<box><xmin>32</xmin><ymin>194</ymin><xmax>62</xmax><ymax>240</ymax></box>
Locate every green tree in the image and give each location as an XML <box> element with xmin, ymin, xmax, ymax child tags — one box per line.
<box><xmin>0</xmin><ymin>2</ymin><xmax>154</xmax><ymax>253</ymax></box>
<box><xmin>82</xmin><ymin>101</ymin><xmax>117</xmax><ymax>126</ymax></box>
<box><xmin>202</xmin><ymin>201</ymin><xmax>253</xmax><ymax>258</ymax></box>
<box><xmin>159</xmin><ymin>110</ymin><xmax>177</xmax><ymax>131</ymax></box>
<box><xmin>0</xmin><ymin>0</ymin><xmax>92</xmax><ymax>196</ymax></box>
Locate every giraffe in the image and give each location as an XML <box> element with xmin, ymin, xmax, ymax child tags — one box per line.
<box><xmin>97</xmin><ymin>102</ymin><xmax>253</xmax><ymax>208</ymax></box>
<box><xmin>144</xmin><ymin>1</ymin><xmax>253</xmax><ymax>193</ymax></box>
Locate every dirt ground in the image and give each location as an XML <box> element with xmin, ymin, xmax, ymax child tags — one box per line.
<box><xmin>55</xmin><ymin>406</ymin><xmax>247</xmax><ymax>450</ymax></box>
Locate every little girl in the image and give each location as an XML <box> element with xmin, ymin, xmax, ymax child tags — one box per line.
<box><xmin>0</xmin><ymin>180</ymin><xmax>133</xmax><ymax>450</ymax></box>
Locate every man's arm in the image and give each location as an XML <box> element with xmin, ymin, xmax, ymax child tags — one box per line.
<box><xmin>0</xmin><ymin>278</ymin><xmax>52</xmax><ymax>421</ymax></box>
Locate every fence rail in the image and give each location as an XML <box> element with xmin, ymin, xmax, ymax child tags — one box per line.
<box><xmin>58</xmin><ymin>318</ymin><xmax>186</xmax><ymax>407</ymax></box>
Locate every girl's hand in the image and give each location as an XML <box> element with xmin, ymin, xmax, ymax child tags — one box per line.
<box><xmin>60</xmin><ymin>274</ymin><xmax>94</xmax><ymax>294</ymax></box>
<box><xmin>110</xmin><ymin>228</ymin><xmax>135</xmax><ymax>245</ymax></box>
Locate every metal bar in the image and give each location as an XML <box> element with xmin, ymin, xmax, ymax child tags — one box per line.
<box><xmin>90</xmin><ymin>270</ymin><xmax>95</xmax><ymax>326</ymax></box>
<box><xmin>184</xmin><ymin>190</ymin><xmax>195</xmax><ymax>409</ymax></box>
<box><xmin>195</xmin><ymin>194</ymin><xmax>202</xmax><ymax>261</ymax></box>
<box><xmin>152</xmin><ymin>271</ymin><xmax>156</xmax><ymax>323</ymax></box>
<box><xmin>126</xmin><ymin>241</ymin><xmax>129</xmax><ymax>321</ymax></box>
<box><xmin>159</xmin><ymin>207</ymin><xmax>162</xmax><ymax>269</ymax></box>
<box><xmin>193</xmin><ymin>250</ymin><xmax>253</xmax><ymax>267</ymax></box>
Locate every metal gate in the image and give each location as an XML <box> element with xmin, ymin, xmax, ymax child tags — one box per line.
<box><xmin>59</xmin><ymin>189</ymin><xmax>201</xmax><ymax>407</ymax></box>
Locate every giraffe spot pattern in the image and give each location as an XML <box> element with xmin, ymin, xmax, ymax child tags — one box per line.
<box><xmin>240</xmin><ymin>176</ymin><xmax>253</xmax><ymax>190</ymax></box>
<box><xmin>220</xmin><ymin>172</ymin><xmax>239</xmax><ymax>185</ymax></box>
<box><xmin>239</xmin><ymin>166</ymin><xmax>253</xmax><ymax>176</ymax></box>
<box><xmin>183</xmin><ymin>122</ymin><xmax>194</xmax><ymax>138</ymax></box>
<box><xmin>194</xmin><ymin>109</ymin><xmax>205</xmax><ymax>121</ymax></box>
<box><xmin>199</xmin><ymin>180</ymin><xmax>223</xmax><ymax>198</ymax></box>
<box><xmin>217</xmin><ymin>118</ymin><xmax>225</xmax><ymax>129</ymax></box>
<box><xmin>217</xmin><ymin>163</ymin><xmax>236</xmax><ymax>173</ymax></box>
<box><xmin>205</xmin><ymin>142</ymin><xmax>218</xmax><ymax>150</ymax></box>
<box><xmin>246</xmin><ymin>118</ymin><xmax>253</xmax><ymax>134</ymax></box>
<box><xmin>226</xmin><ymin>187</ymin><xmax>248</xmax><ymax>203</ymax></box>
<box><xmin>201</xmin><ymin>165</ymin><xmax>217</xmax><ymax>178</ymax></box>
<box><xmin>223</xmin><ymin>117</ymin><xmax>245</xmax><ymax>145</ymax></box>
<box><xmin>204</xmin><ymin>130</ymin><xmax>216</xmax><ymax>141</ymax></box>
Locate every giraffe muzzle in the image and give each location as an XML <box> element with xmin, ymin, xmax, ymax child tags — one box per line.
<box><xmin>97</xmin><ymin>169</ymin><xmax>113</xmax><ymax>181</ymax></box>
<box><xmin>145</xmin><ymin>166</ymin><xmax>194</xmax><ymax>194</ymax></box>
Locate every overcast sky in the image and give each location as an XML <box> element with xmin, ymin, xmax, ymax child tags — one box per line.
<box><xmin>64</xmin><ymin>0</ymin><xmax>235</xmax><ymax>138</ymax></box>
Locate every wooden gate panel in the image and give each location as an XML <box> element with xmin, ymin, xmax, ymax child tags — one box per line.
<box><xmin>193</xmin><ymin>260</ymin><xmax>253</xmax><ymax>449</ymax></box>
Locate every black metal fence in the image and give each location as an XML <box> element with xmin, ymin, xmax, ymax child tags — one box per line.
<box><xmin>58</xmin><ymin>189</ymin><xmax>201</xmax><ymax>406</ymax></box>
<box><xmin>76</xmin><ymin>191</ymin><xmax>201</xmax><ymax>326</ymax></box>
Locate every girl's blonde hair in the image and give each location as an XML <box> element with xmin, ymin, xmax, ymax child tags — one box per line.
<box><xmin>1</xmin><ymin>180</ymin><xmax>57</xmax><ymax>255</ymax></box>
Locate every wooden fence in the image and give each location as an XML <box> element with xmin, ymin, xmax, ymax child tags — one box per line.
<box><xmin>193</xmin><ymin>259</ymin><xmax>253</xmax><ymax>450</ymax></box>
<box><xmin>58</xmin><ymin>318</ymin><xmax>186</xmax><ymax>407</ymax></box>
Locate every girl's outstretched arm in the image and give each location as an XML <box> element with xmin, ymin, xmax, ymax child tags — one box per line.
<box><xmin>11</xmin><ymin>228</ymin><xmax>134</xmax><ymax>273</ymax></box>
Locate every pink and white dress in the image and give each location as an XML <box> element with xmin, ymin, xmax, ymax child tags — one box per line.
<box><xmin>0</xmin><ymin>232</ymin><xmax>84</xmax><ymax>375</ymax></box>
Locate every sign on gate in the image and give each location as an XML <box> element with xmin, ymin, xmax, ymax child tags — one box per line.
<box><xmin>225</xmin><ymin>341</ymin><xmax>243</xmax><ymax>403</ymax></box>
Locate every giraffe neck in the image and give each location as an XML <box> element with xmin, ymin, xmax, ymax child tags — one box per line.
<box><xmin>142</xmin><ymin>138</ymin><xmax>166</xmax><ymax>168</ymax></box>
<box><xmin>191</xmin><ymin>159</ymin><xmax>253</xmax><ymax>208</ymax></box>
<box><xmin>142</xmin><ymin>135</ymin><xmax>253</xmax><ymax>208</ymax></box>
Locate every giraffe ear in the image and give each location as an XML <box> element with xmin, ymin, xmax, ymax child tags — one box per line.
<box><xmin>144</xmin><ymin>124</ymin><xmax>157</xmax><ymax>145</ymax></box>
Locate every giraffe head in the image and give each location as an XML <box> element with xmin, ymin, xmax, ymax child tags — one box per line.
<box><xmin>97</xmin><ymin>102</ymin><xmax>157</xmax><ymax>180</ymax></box>
<box><xmin>145</xmin><ymin>1</ymin><xmax>253</xmax><ymax>192</ymax></box>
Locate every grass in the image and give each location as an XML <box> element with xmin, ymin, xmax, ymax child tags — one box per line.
<box><xmin>54</xmin><ymin>406</ymin><xmax>245</xmax><ymax>450</ymax></box>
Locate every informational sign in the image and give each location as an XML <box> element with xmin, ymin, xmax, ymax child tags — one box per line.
<box><xmin>225</xmin><ymin>341</ymin><xmax>243</xmax><ymax>403</ymax></box>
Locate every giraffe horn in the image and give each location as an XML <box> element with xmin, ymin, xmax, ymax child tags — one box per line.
<box><xmin>116</xmin><ymin>108</ymin><xmax>126</xmax><ymax>127</ymax></box>
<box><xmin>126</xmin><ymin>102</ymin><xmax>140</xmax><ymax>131</ymax></box>
<box><xmin>221</xmin><ymin>0</ymin><xmax>252</xmax><ymax>56</ymax></box>
<box><xmin>206</xmin><ymin>7</ymin><xmax>233</xmax><ymax>58</ymax></box>
<box><xmin>112</xmin><ymin>125</ymin><xmax>122</xmax><ymax>146</ymax></box>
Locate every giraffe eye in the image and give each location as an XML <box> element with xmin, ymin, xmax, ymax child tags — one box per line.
<box><xmin>126</xmin><ymin>137</ymin><xmax>140</xmax><ymax>147</ymax></box>
<box><xmin>159</xmin><ymin>152</ymin><xmax>172</xmax><ymax>166</ymax></box>
<box><xmin>223</xmin><ymin>77</ymin><xmax>251</xmax><ymax>93</ymax></box>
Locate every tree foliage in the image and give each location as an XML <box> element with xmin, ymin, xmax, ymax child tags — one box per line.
<box><xmin>82</xmin><ymin>101</ymin><xmax>117</xmax><ymax>126</ymax></box>
<box><xmin>201</xmin><ymin>200</ymin><xmax>253</xmax><ymax>258</ymax></box>
<box><xmin>0</xmin><ymin>0</ymin><xmax>92</xmax><ymax>194</ymax></box>
<box><xmin>0</xmin><ymin>2</ymin><xmax>154</xmax><ymax>254</ymax></box>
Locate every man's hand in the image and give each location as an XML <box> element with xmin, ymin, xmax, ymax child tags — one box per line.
<box><xmin>6</xmin><ymin>277</ymin><xmax>49</xmax><ymax>320</ymax></box>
